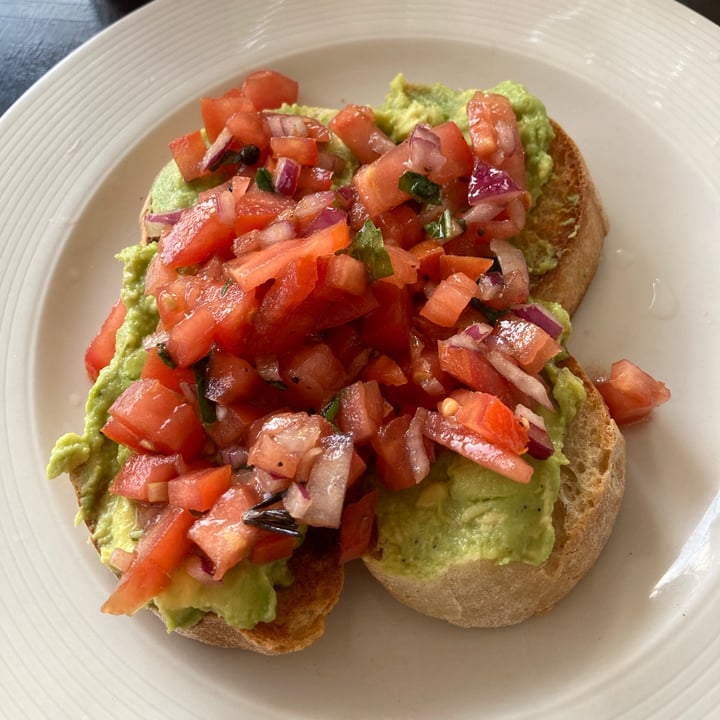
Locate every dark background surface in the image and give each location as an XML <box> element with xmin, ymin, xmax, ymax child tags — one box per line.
<box><xmin>1</xmin><ymin>0</ymin><xmax>718</xmax><ymax>116</ymax></box>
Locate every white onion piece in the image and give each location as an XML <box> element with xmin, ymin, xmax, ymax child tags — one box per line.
<box><xmin>486</xmin><ymin>349</ymin><xmax>553</xmax><ymax>410</ymax></box>
<box><xmin>258</xmin><ymin>219</ymin><xmax>295</xmax><ymax>248</ymax></box>
<box><xmin>285</xmin><ymin>434</ymin><xmax>353</xmax><ymax>528</ymax></box>
<box><xmin>368</xmin><ymin>127</ymin><xmax>396</xmax><ymax>155</ymax></box>
<box><xmin>406</xmin><ymin>408</ymin><xmax>431</xmax><ymax>484</ymax></box>
<box><xmin>108</xmin><ymin>547</ymin><xmax>135</xmax><ymax>573</ymax></box>
<box><xmin>293</xmin><ymin>190</ymin><xmax>336</xmax><ymax>226</ymax></box>
<box><xmin>283</xmin><ymin>481</ymin><xmax>313</xmax><ymax>518</ymax></box>
<box><xmin>263</xmin><ymin>113</ymin><xmax>308</xmax><ymax>137</ymax></box>
<box><xmin>255</xmin><ymin>354</ymin><xmax>282</xmax><ymax>382</ymax></box>
<box><xmin>214</xmin><ymin>189</ymin><xmax>236</xmax><ymax>227</ymax></box>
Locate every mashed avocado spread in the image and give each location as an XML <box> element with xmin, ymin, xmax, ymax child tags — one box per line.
<box><xmin>48</xmin><ymin>74</ymin><xmax>574</xmax><ymax>630</ymax></box>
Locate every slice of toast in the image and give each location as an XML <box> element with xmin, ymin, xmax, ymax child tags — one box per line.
<box><xmin>523</xmin><ymin>120</ymin><xmax>609</xmax><ymax>316</ymax></box>
<box><xmin>362</xmin><ymin>357</ymin><xmax>625</xmax><ymax>627</ymax></box>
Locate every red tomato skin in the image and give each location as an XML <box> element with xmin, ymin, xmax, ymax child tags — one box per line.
<box><xmin>168</xmin><ymin>130</ymin><xmax>208</xmax><ymax>182</ymax></box>
<box><xmin>104</xmin><ymin>379</ymin><xmax>206</xmax><ymax>459</ymax></box>
<box><xmin>85</xmin><ymin>298</ymin><xmax>127</xmax><ymax>382</ymax></box>
<box><xmin>102</xmin><ymin>505</ymin><xmax>196</xmax><ymax>615</ymax></box>
<box><xmin>372</xmin><ymin>414</ymin><xmax>422</xmax><ymax>491</ymax></box>
<box><xmin>240</xmin><ymin>70</ymin><xmax>299</xmax><ymax>110</ymax></box>
<box><xmin>165</xmin><ymin>306</ymin><xmax>216</xmax><ymax>368</ymax></box>
<box><xmin>201</xmin><ymin>90</ymin><xmax>255</xmax><ymax>143</ymax></box>
<box><xmin>205</xmin><ymin>351</ymin><xmax>261</xmax><ymax>404</ymax></box>
<box><xmin>225</xmin><ymin>111</ymin><xmax>271</xmax><ymax>152</ymax></box>
<box><xmin>352</xmin><ymin>142</ymin><xmax>412</xmax><ymax>217</ymax></box>
<box><xmin>248</xmin><ymin>532</ymin><xmax>298</xmax><ymax>565</ymax></box>
<box><xmin>187</xmin><ymin>484</ymin><xmax>263</xmax><ymax>580</ymax></box>
<box><xmin>360</xmin><ymin>283</ymin><xmax>413</xmax><ymax>358</ymax></box>
<box><xmin>428</xmin><ymin>121</ymin><xmax>475</xmax><ymax>184</ymax></box>
<box><xmin>141</xmin><ymin>347</ymin><xmax>196</xmax><ymax>393</ymax></box>
<box><xmin>280</xmin><ymin>343</ymin><xmax>347</xmax><ymax>411</ymax></box>
<box><xmin>160</xmin><ymin>199</ymin><xmax>236</xmax><ymax>269</ymax></box>
<box><xmin>269</xmin><ymin>136</ymin><xmax>319</xmax><ymax>166</ymax></box>
<box><xmin>595</xmin><ymin>359</ymin><xmax>671</xmax><ymax>426</ymax></box>
<box><xmin>336</xmin><ymin>380</ymin><xmax>387</xmax><ymax>445</ymax></box>
<box><xmin>328</xmin><ymin>104</ymin><xmax>384</xmax><ymax>165</ymax></box>
<box><xmin>167</xmin><ymin>465</ymin><xmax>232</xmax><ymax>512</ymax></box>
<box><xmin>419</xmin><ymin>272</ymin><xmax>478</xmax><ymax>327</ymax></box>
<box><xmin>339</xmin><ymin>489</ymin><xmax>379</xmax><ymax>563</ymax></box>
<box><xmin>109</xmin><ymin>452</ymin><xmax>185</xmax><ymax>502</ymax></box>
<box><xmin>233</xmin><ymin>190</ymin><xmax>295</xmax><ymax>235</ymax></box>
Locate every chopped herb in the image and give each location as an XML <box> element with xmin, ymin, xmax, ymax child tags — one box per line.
<box><xmin>243</xmin><ymin>492</ymin><xmax>302</xmax><ymax>537</ymax></box>
<box><xmin>192</xmin><ymin>356</ymin><xmax>217</xmax><ymax>424</ymax></box>
<box><xmin>398</xmin><ymin>171</ymin><xmax>441</xmax><ymax>205</ymax></box>
<box><xmin>220</xmin><ymin>277</ymin><xmax>233</xmax><ymax>297</ymax></box>
<box><xmin>267</xmin><ymin>380</ymin><xmax>288</xmax><ymax>390</ymax></box>
<box><xmin>156</xmin><ymin>342</ymin><xmax>176</xmax><ymax>369</ymax></box>
<box><xmin>321</xmin><ymin>393</ymin><xmax>342</xmax><ymax>425</ymax></box>
<box><xmin>348</xmin><ymin>219</ymin><xmax>394</xmax><ymax>281</ymax></box>
<box><xmin>129</xmin><ymin>528</ymin><xmax>143</xmax><ymax>541</ymax></box>
<box><xmin>424</xmin><ymin>208</ymin><xmax>466</xmax><ymax>240</ymax></box>
<box><xmin>255</xmin><ymin>167</ymin><xmax>275</xmax><ymax>193</ymax></box>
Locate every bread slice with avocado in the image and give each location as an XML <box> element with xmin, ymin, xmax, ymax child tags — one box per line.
<box><xmin>362</xmin><ymin>357</ymin><xmax>625</xmax><ymax>627</ymax></box>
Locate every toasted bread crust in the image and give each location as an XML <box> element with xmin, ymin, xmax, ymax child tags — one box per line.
<box><xmin>525</xmin><ymin>121</ymin><xmax>608</xmax><ymax>316</ymax></box>
<box><xmin>363</xmin><ymin>358</ymin><xmax>625</xmax><ymax>627</ymax></box>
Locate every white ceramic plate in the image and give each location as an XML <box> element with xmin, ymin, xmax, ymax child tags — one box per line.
<box><xmin>2</xmin><ymin>0</ymin><xmax>719</xmax><ymax>717</ymax></box>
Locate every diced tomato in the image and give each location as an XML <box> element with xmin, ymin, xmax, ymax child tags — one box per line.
<box><xmin>154</xmin><ymin>275</ymin><xmax>204</xmax><ymax>329</ymax></box>
<box><xmin>491</xmin><ymin>315</ymin><xmax>563</xmax><ymax>375</ymax></box>
<box><xmin>336</xmin><ymin>380</ymin><xmax>387</xmax><ymax>445</ymax></box>
<box><xmin>380</xmin><ymin>244</ymin><xmax>420</xmax><ymax>288</ymax></box>
<box><xmin>165</xmin><ymin>306</ymin><xmax>216</xmax><ymax>368</ymax></box>
<box><xmin>439</xmin><ymin>254</ymin><xmax>493</xmax><ymax>281</ymax></box>
<box><xmin>296</xmin><ymin>166</ymin><xmax>334</xmax><ymax>194</ymax></box>
<box><xmin>159</xmin><ymin>198</ymin><xmax>236</xmax><ymax>269</ymax></box>
<box><xmin>144</xmin><ymin>252</ymin><xmax>178</xmax><ymax>297</ymax></box>
<box><xmin>225</xmin><ymin>111</ymin><xmax>271</xmax><ymax>152</ymax></box>
<box><xmin>360</xmin><ymin>283</ymin><xmax>413</xmax><ymax>358</ymax></box>
<box><xmin>339</xmin><ymin>489</ymin><xmax>379</xmax><ymax>563</ymax></box>
<box><xmin>352</xmin><ymin>141</ymin><xmax>412</xmax><ymax>217</ymax></box>
<box><xmin>103</xmin><ymin>378</ymin><xmax>206</xmax><ymax>459</ymax></box>
<box><xmin>410</xmin><ymin>240</ymin><xmax>445</xmax><ymax>281</ymax></box>
<box><xmin>109</xmin><ymin>452</ymin><xmax>185</xmax><ymax>502</ymax></box>
<box><xmin>372</xmin><ymin>411</ymin><xmax>431</xmax><ymax>490</ymax></box>
<box><xmin>270</xmin><ymin>136</ymin><xmax>319</xmax><ymax>166</ymax></box>
<box><xmin>168</xmin><ymin>130</ymin><xmax>208</xmax><ymax>182</ymax></box>
<box><xmin>227</xmin><ymin>219</ymin><xmax>350</xmax><ymax>291</ymax></box>
<box><xmin>362</xmin><ymin>353</ymin><xmax>408</xmax><ymax>387</ymax></box>
<box><xmin>466</xmin><ymin>91</ymin><xmax>526</xmax><ymax>188</ymax></box>
<box><xmin>280</xmin><ymin>343</ymin><xmax>347</xmax><ymax>411</ymax></box>
<box><xmin>203</xmin><ymin>281</ymin><xmax>259</xmax><ymax>356</ymax></box>
<box><xmin>233</xmin><ymin>189</ymin><xmax>295</xmax><ymax>235</ymax></box>
<box><xmin>595</xmin><ymin>359</ymin><xmax>671</xmax><ymax>426</ymax></box>
<box><xmin>322</xmin><ymin>253</ymin><xmax>368</xmax><ymax>296</ymax></box>
<box><xmin>449</xmin><ymin>389</ymin><xmax>528</xmax><ymax>454</ymax></box>
<box><xmin>141</xmin><ymin>346</ymin><xmax>196</xmax><ymax>393</ymax></box>
<box><xmin>253</xmin><ymin>255</ymin><xmax>319</xmax><ymax>334</ymax></box>
<box><xmin>409</xmin><ymin>332</ymin><xmax>451</xmax><ymax>397</ymax></box>
<box><xmin>375</xmin><ymin>204</ymin><xmax>423</xmax><ymax>249</ymax></box>
<box><xmin>167</xmin><ymin>465</ymin><xmax>232</xmax><ymax>512</ymax></box>
<box><xmin>240</xmin><ymin>69</ymin><xmax>299</xmax><ymax>111</ymax></box>
<box><xmin>436</xmin><ymin>340</ymin><xmax>521</xmax><ymax>408</ymax></box>
<box><xmin>85</xmin><ymin>298</ymin><xmax>127</xmax><ymax>382</ymax></box>
<box><xmin>205</xmin><ymin>351</ymin><xmax>261</xmax><ymax>404</ymax></box>
<box><xmin>102</xmin><ymin>505</ymin><xmax>196</xmax><ymax>615</ymax></box>
<box><xmin>205</xmin><ymin>401</ymin><xmax>267</xmax><ymax>448</ymax></box>
<box><xmin>201</xmin><ymin>90</ymin><xmax>255</xmax><ymax>143</ymax></box>
<box><xmin>423</xmin><ymin>411</ymin><xmax>533</xmax><ymax>484</ymax></box>
<box><xmin>428</xmin><ymin>121</ymin><xmax>474</xmax><ymax>184</ymax></box>
<box><xmin>248</xmin><ymin>532</ymin><xmax>298</xmax><ymax>564</ymax></box>
<box><xmin>420</xmin><ymin>272</ymin><xmax>479</xmax><ymax>327</ymax></box>
<box><xmin>247</xmin><ymin>411</ymin><xmax>330</xmax><ymax>478</ymax></box>
<box><xmin>187</xmin><ymin>484</ymin><xmax>262</xmax><ymax>580</ymax></box>
<box><xmin>328</xmin><ymin>104</ymin><xmax>386</xmax><ymax>165</ymax></box>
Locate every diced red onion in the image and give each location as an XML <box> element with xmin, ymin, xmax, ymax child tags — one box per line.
<box><xmin>512</xmin><ymin>303</ymin><xmax>564</xmax><ymax>340</ymax></box>
<box><xmin>406</xmin><ymin>123</ymin><xmax>447</xmax><ymax>175</ymax></box>
<box><xmin>368</xmin><ymin>127</ymin><xmax>396</xmax><ymax>155</ymax></box>
<box><xmin>467</xmin><ymin>158</ymin><xmax>522</xmax><ymax>206</ymax></box>
<box><xmin>263</xmin><ymin>113</ymin><xmax>308</xmax><ymax>138</ymax></box>
<box><xmin>303</xmin><ymin>207</ymin><xmax>346</xmax><ymax>236</ymax></box>
<box><xmin>283</xmin><ymin>481</ymin><xmax>312</xmax><ymax>518</ymax></box>
<box><xmin>316</xmin><ymin>151</ymin><xmax>346</xmax><ymax>173</ymax></box>
<box><xmin>258</xmin><ymin>219</ymin><xmax>296</xmax><ymax>247</ymax></box>
<box><xmin>184</xmin><ymin>554</ymin><xmax>220</xmax><ymax>585</ymax></box>
<box><xmin>201</xmin><ymin>126</ymin><xmax>233</xmax><ymax>172</ymax></box>
<box><xmin>218</xmin><ymin>444</ymin><xmax>249</xmax><ymax>470</ymax></box>
<box><xmin>515</xmin><ymin>404</ymin><xmax>555</xmax><ymax>460</ymax></box>
<box><xmin>486</xmin><ymin>348</ymin><xmax>553</xmax><ymax>410</ymax></box>
<box><xmin>334</xmin><ymin>185</ymin><xmax>355</xmax><ymax>210</ymax></box>
<box><xmin>273</xmin><ymin>157</ymin><xmax>300</xmax><ymax>196</ymax></box>
<box><xmin>490</xmin><ymin>238</ymin><xmax>530</xmax><ymax>306</ymax></box>
<box><xmin>293</xmin><ymin>190</ymin><xmax>336</xmax><ymax>225</ymax></box>
<box><xmin>144</xmin><ymin>208</ymin><xmax>184</xmax><ymax>226</ymax></box>
<box><xmin>463</xmin><ymin>322</ymin><xmax>494</xmax><ymax>343</ymax></box>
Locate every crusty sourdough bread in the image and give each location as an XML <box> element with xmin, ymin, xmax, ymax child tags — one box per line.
<box><xmin>362</xmin><ymin>357</ymin><xmax>625</xmax><ymax>628</ymax></box>
<box><xmin>524</xmin><ymin>120</ymin><xmax>608</xmax><ymax>316</ymax></box>
<box><xmin>68</xmin><ymin>469</ymin><xmax>344</xmax><ymax>654</ymax></box>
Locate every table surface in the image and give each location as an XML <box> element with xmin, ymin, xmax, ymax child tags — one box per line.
<box><xmin>1</xmin><ymin>0</ymin><xmax>718</xmax><ymax>117</ymax></box>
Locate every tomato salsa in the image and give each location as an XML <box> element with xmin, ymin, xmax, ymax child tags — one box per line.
<box><xmin>47</xmin><ymin>69</ymin><xmax>667</xmax><ymax>631</ymax></box>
